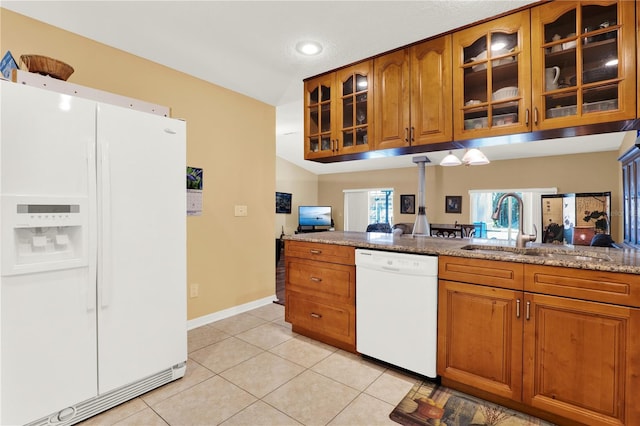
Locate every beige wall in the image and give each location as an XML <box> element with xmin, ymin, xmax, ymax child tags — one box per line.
<box><xmin>1</xmin><ymin>9</ymin><xmax>276</xmax><ymax>321</ymax></box>
<box><xmin>319</xmin><ymin>151</ymin><xmax>623</xmax><ymax>242</ymax></box>
<box><xmin>275</xmin><ymin>157</ymin><xmax>319</xmax><ymax>237</ymax></box>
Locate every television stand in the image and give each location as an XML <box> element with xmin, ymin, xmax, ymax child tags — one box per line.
<box><xmin>296</xmin><ymin>226</ymin><xmax>333</xmax><ymax>234</ymax></box>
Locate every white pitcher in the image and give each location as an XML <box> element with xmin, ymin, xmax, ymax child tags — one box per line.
<box><xmin>545</xmin><ymin>66</ymin><xmax>560</xmax><ymax>91</ymax></box>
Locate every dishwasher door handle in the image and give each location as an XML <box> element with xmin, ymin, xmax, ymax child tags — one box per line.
<box><xmin>381</xmin><ymin>266</ymin><xmax>401</xmax><ymax>272</ymax></box>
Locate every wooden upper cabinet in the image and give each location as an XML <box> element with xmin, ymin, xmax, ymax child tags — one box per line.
<box><xmin>453</xmin><ymin>11</ymin><xmax>532</xmax><ymax>141</ymax></box>
<box><xmin>619</xmin><ymin>146</ymin><xmax>640</xmax><ymax>247</ymax></box>
<box><xmin>304</xmin><ymin>73</ymin><xmax>336</xmax><ymax>160</ymax></box>
<box><xmin>530</xmin><ymin>0</ymin><xmax>636</xmax><ymax>130</ymax></box>
<box><xmin>374</xmin><ymin>49</ymin><xmax>410</xmax><ymax>150</ymax></box>
<box><xmin>411</xmin><ymin>37</ymin><xmax>453</xmax><ymax>146</ymax></box>
<box><xmin>374</xmin><ymin>36</ymin><xmax>452</xmax><ymax>151</ymax></box>
<box><xmin>304</xmin><ymin>61</ymin><xmax>373</xmax><ymax>160</ymax></box>
<box><xmin>636</xmin><ymin>0</ymin><xmax>639</xmax><ymax>119</ymax></box>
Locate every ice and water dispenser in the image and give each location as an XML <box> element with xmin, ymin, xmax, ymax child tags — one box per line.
<box><xmin>1</xmin><ymin>196</ymin><xmax>88</xmax><ymax>275</ymax></box>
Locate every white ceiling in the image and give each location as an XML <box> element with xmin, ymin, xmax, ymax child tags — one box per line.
<box><xmin>3</xmin><ymin>0</ymin><xmax>626</xmax><ymax>174</ymax></box>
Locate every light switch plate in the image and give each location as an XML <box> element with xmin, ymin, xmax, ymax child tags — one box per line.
<box><xmin>234</xmin><ymin>205</ymin><xmax>248</xmax><ymax>217</ymax></box>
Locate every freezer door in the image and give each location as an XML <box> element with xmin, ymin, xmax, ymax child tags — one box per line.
<box><xmin>95</xmin><ymin>103</ymin><xmax>186</xmax><ymax>393</ymax></box>
<box><xmin>0</xmin><ymin>81</ymin><xmax>98</xmax><ymax>424</ymax></box>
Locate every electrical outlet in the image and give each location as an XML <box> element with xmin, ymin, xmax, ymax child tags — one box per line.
<box><xmin>189</xmin><ymin>283</ymin><xmax>199</xmax><ymax>298</ymax></box>
<box><xmin>234</xmin><ymin>205</ymin><xmax>248</xmax><ymax>217</ymax></box>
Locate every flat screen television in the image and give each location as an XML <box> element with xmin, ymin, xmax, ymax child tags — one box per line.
<box><xmin>298</xmin><ymin>206</ymin><xmax>332</xmax><ymax>227</ymax></box>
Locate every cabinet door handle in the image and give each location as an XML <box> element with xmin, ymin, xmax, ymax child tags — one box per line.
<box><xmin>309</xmin><ymin>249</ymin><xmax>322</xmax><ymax>255</ymax></box>
<box><xmin>310</xmin><ymin>312</ymin><xmax>322</xmax><ymax>319</ymax></box>
<box><xmin>410</xmin><ymin>126</ymin><xmax>415</xmax><ymax>143</ymax></box>
<box><xmin>404</xmin><ymin>127</ymin><xmax>409</xmax><ymax>142</ymax></box>
<box><xmin>334</xmin><ymin>139</ymin><xmax>339</xmax><ymax>153</ymax></box>
<box><xmin>526</xmin><ymin>301</ymin><xmax>531</xmax><ymax>321</ymax></box>
<box><xmin>310</xmin><ymin>276</ymin><xmax>322</xmax><ymax>283</ymax></box>
<box><xmin>534</xmin><ymin>107</ymin><xmax>539</xmax><ymax>126</ymax></box>
<box><xmin>516</xmin><ymin>299</ymin><xmax>521</xmax><ymax>318</ymax></box>
<box><xmin>525</xmin><ymin>109</ymin><xmax>530</xmax><ymax>126</ymax></box>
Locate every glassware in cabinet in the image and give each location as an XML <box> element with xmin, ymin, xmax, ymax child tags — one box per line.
<box><xmin>304</xmin><ymin>63</ymin><xmax>372</xmax><ymax>160</ymax></box>
<box><xmin>453</xmin><ymin>11</ymin><xmax>531</xmax><ymax>140</ymax></box>
<box><xmin>337</xmin><ymin>67</ymin><xmax>371</xmax><ymax>153</ymax></box>
<box><xmin>304</xmin><ymin>75</ymin><xmax>336</xmax><ymax>159</ymax></box>
<box><xmin>531</xmin><ymin>0</ymin><xmax>635</xmax><ymax>129</ymax></box>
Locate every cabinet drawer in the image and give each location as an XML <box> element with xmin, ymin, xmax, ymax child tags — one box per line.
<box><xmin>285</xmin><ymin>240</ymin><xmax>355</xmax><ymax>265</ymax></box>
<box><xmin>524</xmin><ymin>264</ymin><xmax>640</xmax><ymax>308</ymax></box>
<box><xmin>286</xmin><ymin>293</ymin><xmax>355</xmax><ymax>345</ymax></box>
<box><xmin>286</xmin><ymin>258</ymin><xmax>355</xmax><ymax>304</ymax></box>
<box><xmin>439</xmin><ymin>256</ymin><xmax>524</xmax><ymax>290</ymax></box>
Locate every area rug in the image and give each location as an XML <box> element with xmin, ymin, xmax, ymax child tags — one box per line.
<box><xmin>390</xmin><ymin>381</ymin><xmax>556</xmax><ymax>426</ymax></box>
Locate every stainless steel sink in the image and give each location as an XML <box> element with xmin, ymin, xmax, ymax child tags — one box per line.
<box><xmin>460</xmin><ymin>244</ymin><xmax>612</xmax><ymax>262</ymax></box>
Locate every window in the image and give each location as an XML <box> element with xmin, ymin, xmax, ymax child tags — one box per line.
<box><xmin>368</xmin><ymin>190</ymin><xmax>393</xmax><ymax>225</ymax></box>
<box><xmin>344</xmin><ymin>188</ymin><xmax>394</xmax><ymax>231</ymax></box>
<box><xmin>469</xmin><ymin>188</ymin><xmax>557</xmax><ymax>243</ymax></box>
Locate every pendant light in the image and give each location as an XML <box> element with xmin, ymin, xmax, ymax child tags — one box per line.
<box><xmin>462</xmin><ymin>148</ymin><xmax>490</xmax><ymax>165</ymax></box>
<box><xmin>439</xmin><ymin>148</ymin><xmax>490</xmax><ymax>166</ymax></box>
<box><xmin>440</xmin><ymin>151</ymin><xmax>462</xmax><ymax>167</ymax></box>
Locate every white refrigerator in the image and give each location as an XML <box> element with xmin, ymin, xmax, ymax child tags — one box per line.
<box><xmin>0</xmin><ymin>80</ymin><xmax>187</xmax><ymax>425</ymax></box>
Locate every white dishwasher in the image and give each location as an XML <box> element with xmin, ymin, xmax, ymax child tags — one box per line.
<box><xmin>356</xmin><ymin>249</ymin><xmax>438</xmax><ymax>377</ymax></box>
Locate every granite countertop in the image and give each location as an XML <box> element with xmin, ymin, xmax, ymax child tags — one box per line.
<box><xmin>284</xmin><ymin>231</ymin><xmax>640</xmax><ymax>274</ymax></box>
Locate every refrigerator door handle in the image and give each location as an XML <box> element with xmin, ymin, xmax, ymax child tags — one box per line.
<box><xmin>98</xmin><ymin>140</ymin><xmax>112</xmax><ymax>309</ymax></box>
<box><xmin>87</xmin><ymin>141</ymin><xmax>97</xmax><ymax>312</ymax></box>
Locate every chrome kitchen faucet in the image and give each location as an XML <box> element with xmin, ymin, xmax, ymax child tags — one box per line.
<box><xmin>491</xmin><ymin>192</ymin><xmax>537</xmax><ymax>248</ymax></box>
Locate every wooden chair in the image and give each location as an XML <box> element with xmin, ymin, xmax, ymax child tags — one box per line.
<box><xmin>457</xmin><ymin>224</ymin><xmax>476</xmax><ymax>238</ymax></box>
<box><xmin>430</xmin><ymin>224</ymin><xmax>459</xmax><ymax>238</ymax></box>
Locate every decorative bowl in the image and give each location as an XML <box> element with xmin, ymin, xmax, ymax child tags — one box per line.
<box><xmin>471</xmin><ymin>48</ymin><xmax>514</xmax><ymax>71</ymax></box>
<box><xmin>492</xmin><ymin>86</ymin><xmax>518</xmax><ymax>101</ymax></box>
<box><xmin>20</xmin><ymin>55</ymin><xmax>74</xmax><ymax>81</ymax></box>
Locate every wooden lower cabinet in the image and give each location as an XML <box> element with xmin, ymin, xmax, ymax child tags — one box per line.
<box><xmin>438</xmin><ymin>256</ymin><xmax>640</xmax><ymax>425</ymax></box>
<box><xmin>437</xmin><ymin>280</ymin><xmax>523</xmax><ymax>401</ymax></box>
<box><xmin>284</xmin><ymin>241</ymin><xmax>356</xmax><ymax>352</ymax></box>
<box><xmin>524</xmin><ymin>293</ymin><xmax>640</xmax><ymax>426</ymax></box>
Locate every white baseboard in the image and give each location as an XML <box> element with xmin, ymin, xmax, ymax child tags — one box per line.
<box><xmin>186</xmin><ymin>295</ymin><xmax>278</xmax><ymax>330</ymax></box>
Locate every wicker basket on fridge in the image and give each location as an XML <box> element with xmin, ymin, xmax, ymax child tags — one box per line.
<box><xmin>20</xmin><ymin>54</ymin><xmax>74</xmax><ymax>81</ymax></box>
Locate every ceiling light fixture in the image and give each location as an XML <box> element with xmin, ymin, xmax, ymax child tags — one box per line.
<box><xmin>439</xmin><ymin>148</ymin><xmax>490</xmax><ymax>166</ymax></box>
<box><xmin>295</xmin><ymin>41</ymin><xmax>323</xmax><ymax>56</ymax></box>
<box><xmin>491</xmin><ymin>41</ymin><xmax>507</xmax><ymax>51</ymax></box>
<box><xmin>440</xmin><ymin>151</ymin><xmax>462</xmax><ymax>166</ymax></box>
<box><xmin>462</xmin><ymin>148</ymin><xmax>490</xmax><ymax>165</ymax></box>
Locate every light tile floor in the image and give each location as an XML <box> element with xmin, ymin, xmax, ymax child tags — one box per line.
<box><xmin>81</xmin><ymin>303</ymin><xmax>419</xmax><ymax>426</ymax></box>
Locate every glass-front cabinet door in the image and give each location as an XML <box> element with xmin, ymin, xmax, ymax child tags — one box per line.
<box><xmin>335</xmin><ymin>62</ymin><xmax>373</xmax><ymax>156</ymax></box>
<box><xmin>304</xmin><ymin>63</ymin><xmax>372</xmax><ymax>160</ymax></box>
<box><xmin>304</xmin><ymin>73</ymin><xmax>336</xmax><ymax>159</ymax></box>
<box><xmin>530</xmin><ymin>0</ymin><xmax>635</xmax><ymax>130</ymax></box>
<box><xmin>453</xmin><ymin>11</ymin><xmax>531</xmax><ymax>140</ymax></box>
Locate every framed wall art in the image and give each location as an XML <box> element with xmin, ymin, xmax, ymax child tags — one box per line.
<box><xmin>275</xmin><ymin>191</ymin><xmax>292</xmax><ymax>214</ymax></box>
<box><xmin>400</xmin><ymin>194</ymin><xmax>415</xmax><ymax>214</ymax></box>
<box><xmin>445</xmin><ymin>195</ymin><xmax>462</xmax><ymax>214</ymax></box>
